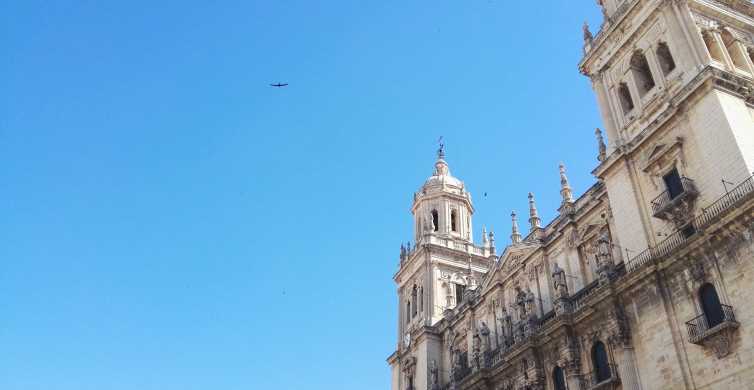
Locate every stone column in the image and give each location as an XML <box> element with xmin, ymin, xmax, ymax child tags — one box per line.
<box><xmin>618</xmin><ymin>345</ymin><xmax>643</xmax><ymax>390</ymax></box>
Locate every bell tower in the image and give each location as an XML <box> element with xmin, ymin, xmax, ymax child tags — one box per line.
<box><xmin>580</xmin><ymin>0</ymin><xmax>754</xmax><ymax>257</ymax></box>
<box><xmin>390</xmin><ymin>146</ymin><xmax>494</xmax><ymax>390</ymax></box>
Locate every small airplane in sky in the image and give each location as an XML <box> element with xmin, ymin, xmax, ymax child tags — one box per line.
<box><xmin>270</xmin><ymin>82</ymin><xmax>288</xmax><ymax>88</ymax></box>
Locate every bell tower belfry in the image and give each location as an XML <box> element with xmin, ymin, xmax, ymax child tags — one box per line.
<box><xmin>412</xmin><ymin>144</ymin><xmax>474</xmax><ymax>244</ymax></box>
<box><xmin>390</xmin><ymin>146</ymin><xmax>494</xmax><ymax>390</ymax></box>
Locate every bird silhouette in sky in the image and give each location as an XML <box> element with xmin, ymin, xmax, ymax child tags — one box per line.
<box><xmin>270</xmin><ymin>82</ymin><xmax>288</xmax><ymax>88</ymax></box>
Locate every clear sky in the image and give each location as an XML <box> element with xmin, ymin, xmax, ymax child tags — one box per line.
<box><xmin>2</xmin><ymin>1</ymin><xmax>603</xmax><ymax>389</ymax></box>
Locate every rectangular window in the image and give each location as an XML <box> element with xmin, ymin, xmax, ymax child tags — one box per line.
<box><xmin>455</xmin><ymin>284</ymin><xmax>466</xmax><ymax>305</ymax></box>
<box><xmin>663</xmin><ymin>168</ymin><xmax>684</xmax><ymax>199</ymax></box>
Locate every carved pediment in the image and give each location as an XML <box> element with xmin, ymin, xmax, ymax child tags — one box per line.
<box><xmin>642</xmin><ymin>136</ymin><xmax>685</xmax><ymax>174</ymax></box>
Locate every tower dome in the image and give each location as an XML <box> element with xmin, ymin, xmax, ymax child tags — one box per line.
<box><xmin>411</xmin><ymin>145</ymin><xmax>474</xmax><ymax>243</ymax></box>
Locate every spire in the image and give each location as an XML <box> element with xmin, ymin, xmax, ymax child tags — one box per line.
<box><xmin>595</xmin><ymin>128</ymin><xmax>607</xmax><ymax>162</ymax></box>
<box><xmin>511</xmin><ymin>211</ymin><xmax>522</xmax><ymax>244</ymax></box>
<box><xmin>528</xmin><ymin>192</ymin><xmax>541</xmax><ymax>231</ymax></box>
<box><xmin>559</xmin><ymin>163</ymin><xmax>574</xmax><ymax>204</ymax></box>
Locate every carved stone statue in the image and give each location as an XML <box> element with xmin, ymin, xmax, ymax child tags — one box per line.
<box><xmin>503</xmin><ymin>308</ymin><xmax>513</xmax><ymax>343</ymax></box>
<box><xmin>479</xmin><ymin>321</ymin><xmax>491</xmax><ymax>352</ymax></box>
<box><xmin>525</xmin><ymin>288</ymin><xmax>537</xmax><ymax>317</ymax></box>
<box><xmin>596</xmin><ymin>228</ymin><xmax>612</xmax><ymax>264</ymax></box>
<box><xmin>596</xmin><ymin>128</ymin><xmax>607</xmax><ymax>162</ymax></box>
<box><xmin>596</xmin><ymin>227</ymin><xmax>615</xmax><ymax>284</ymax></box>
<box><xmin>472</xmin><ymin>331</ymin><xmax>481</xmax><ymax>370</ymax></box>
<box><xmin>583</xmin><ymin>21</ymin><xmax>594</xmax><ymax>44</ymax></box>
<box><xmin>514</xmin><ymin>287</ymin><xmax>527</xmax><ymax>320</ymax></box>
<box><xmin>429</xmin><ymin>360</ymin><xmax>439</xmax><ymax>390</ymax></box>
<box><xmin>552</xmin><ymin>262</ymin><xmax>568</xmax><ymax>298</ymax></box>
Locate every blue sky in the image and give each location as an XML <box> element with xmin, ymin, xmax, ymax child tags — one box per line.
<box><xmin>2</xmin><ymin>1</ymin><xmax>602</xmax><ymax>389</ymax></box>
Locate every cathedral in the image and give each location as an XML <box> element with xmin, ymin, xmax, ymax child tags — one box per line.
<box><xmin>387</xmin><ymin>1</ymin><xmax>754</xmax><ymax>389</ymax></box>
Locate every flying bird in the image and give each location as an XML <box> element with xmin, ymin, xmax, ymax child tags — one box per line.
<box><xmin>270</xmin><ymin>82</ymin><xmax>288</xmax><ymax>88</ymax></box>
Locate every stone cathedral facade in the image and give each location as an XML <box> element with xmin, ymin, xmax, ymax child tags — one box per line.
<box><xmin>387</xmin><ymin>1</ymin><xmax>754</xmax><ymax>390</ymax></box>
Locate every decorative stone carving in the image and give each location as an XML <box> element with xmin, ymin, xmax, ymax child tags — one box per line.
<box><xmin>515</xmin><ymin>286</ymin><xmax>527</xmax><ymax>320</ymax></box>
<box><xmin>552</xmin><ymin>262</ymin><xmax>569</xmax><ymax>299</ymax></box>
<box><xmin>583</xmin><ymin>21</ymin><xmax>593</xmax><ymax>44</ymax></box>
<box><xmin>596</xmin><ymin>128</ymin><xmax>607</xmax><ymax>161</ymax></box>
<box><xmin>472</xmin><ymin>330</ymin><xmax>481</xmax><ymax>371</ymax></box>
<box><xmin>595</xmin><ymin>228</ymin><xmax>615</xmax><ymax>284</ymax></box>
<box><xmin>525</xmin><ymin>288</ymin><xmax>537</xmax><ymax>318</ymax></box>
<box><xmin>479</xmin><ymin>321</ymin><xmax>491</xmax><ymax>352</ymax></box>
<box><xmin>429</xmin><ymin>360</ymin><xmax>440</xmax><ymax>390</ymax></box>
<box><xmin>707</xmin><ymin>331</ymin><xmax>734</xmax><ymax>358</ymax></box>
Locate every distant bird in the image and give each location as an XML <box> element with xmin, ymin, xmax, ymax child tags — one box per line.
<box><xmin>270</xmin><ymin>82</ymin><xmax>288</xmax><ymax>88</ymax></box>
<box><xmin>484</xmin><ymin>192</ymin><xmax>488</xmax><ymax>198</ymax></box>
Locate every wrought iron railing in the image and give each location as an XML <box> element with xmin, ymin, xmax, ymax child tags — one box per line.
<box><xmin>650</xmin><ymin>176</ymin><xmax>698</xmax><ymax>216</ymax></box>
<box><xmin>570</xmin><ymin>280</ymin><xmax>600</xmax><ymax>313</ymax></box>
<box><xmin>627</xmin><ymin>174</ymin><xmax>754</xmax><ymax>273</ymax></box>
<box><xmin>685</xmin><ymin>304</ymin><xmax>738</xmax><ymax>344</ymax></box>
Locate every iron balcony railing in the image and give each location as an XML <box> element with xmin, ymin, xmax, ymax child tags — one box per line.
<box><xmin>650</xmin><ymin>176</ymin><xmax>698</xmax><ymax>216</ymax></box>
<box><xmin>581</xmin><ymin>364</ymin><xmax>620</xmax><ymax>390</ymax></box>
<box><xmin>627</xmin><ymin>174</ymin><xmax>754</xmax><ymax>273</ymax></box>
<box><xmin>685</xmin><ymin>304</ymin><xmax>738</xmax><ymax>344</ymax></box>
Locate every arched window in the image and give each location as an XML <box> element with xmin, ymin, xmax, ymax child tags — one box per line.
<box><xmin>630</xmin><ymin>51</ymin><xmax>656</xmax><ymax>96</ymax></box>
<box><xmin>703</xmin><ymin>31</ymin><xmax>725</xmax><ymax>63</ymax></box>
<box><xmin>451</xmin><ymin>209</ymin><xmax>458</xmax><ymax>232</ymax></box>
<box><xmin>431</xmin><ymin>210</ymin><xmax>439</xmax><ymax>232</ymax></box>
<box><xmin>411</xmin><ymin>286</ymin><xmax>418</xmax><ymax>317</ymax></box>
<box><xmin>592</xmin><ymin>341</ymin><xmax>611</xmax><ymax>383</ymax></box>
<box><xmin>552</xmin><ymin>366</ymin><xmax>567</xmax><ymax>390</ymax></box>
<box><xmin>406</xmin><ymin>301</ymin><xmax>411</xmax><ymax>324</ymax></box>
<box><xmin>721</xmin><ymin>29</ymin><xmax>749</xmax><ymax>71</ymax></box>
<box><xmin>618</xmin><ymin>83</ymin><xmax>634</xmax><ymax>114</ymax></box>
<box><xmin>656</xmin><ymin>42</ymin><xmax>676</xmax><ymax>75</ymax></box>
<box><xmin>700</xmin><ymin>283</ymin><xmax>725</xmax><ymax>328</ymax></box>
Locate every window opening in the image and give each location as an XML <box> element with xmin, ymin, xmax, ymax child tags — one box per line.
<box><xmin>618</xmin><ymin>83</ymin><xmax>634</xmax><ymax>114</ymax></box>
<box><xmin>630</xmin><ymin>51</ymin><xmax>656</xmax><ymax>96</ymax></box>
<box><xmin>663</xmin><ymin>168</ymin><xmax>684</xmax><ymax>200</ymax></box>
<box><xmin>700</xmin><ymin>283</ymin><xmax>725</xmax><ymax>328</ymax></box>
<box><xmin>592</xmin><ymin>341</ymin><xmax>611</xmax><ymax>383</ymax></box>
<box><xmin>432</xmin><ymin>210</ymin><xmax>439</xmax><ymax>232</ymax></box>
<box><xmin>455</xmin><ymin>284</ymin><xmax>466</xmax><ymax>306</ymax></box>
<box><xmin>703</xmin><ymin>31</ymin><xmax>725</xmax><ymax>63</ymax></box>
<box><xmin>656</xmin><ymin>42</ymin><xmax>676</xmax><ymax>75</ymax></box>
<box><xmin>451</xmin><ymin>209</ymin><xmax>458</xmax><ymax>232</ymax></box>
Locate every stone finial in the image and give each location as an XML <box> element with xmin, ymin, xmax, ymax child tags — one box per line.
<box><xmin>583</xmin><ymin>21</ymin><xmax>594</xmax><ymax>44</ymax></box>
<box><xmin>559</xmin><ymin>163</ymin><xmax>574</xmax><ymax>204</ymax></box>
<box><xmin>482</xmin><ymin>226</ymin><xmax>489</xmax><ymax>247</ymax></box>
<box><xmin>488</xmin><ymin>230</ymin><xmax>496</xmax><ymax>255</ymax></box>
<box><xmin>528</xmin><ymin>192</ymin><xmax>542</xmax><ymax>231</ymax></box>
<box><xmin>511</xmin><ymin>211</ymin><xmax>522</xmax><ymax>244</ymax></box>
<box><xmin>432</xmin><ymin>137</ymin><xmax>450</xmax><ymax>176</ymax></box>
<box><xmin>595</xmin><ymin>128</ymin><xmax>607</xmax><ymax>162</ymax></box>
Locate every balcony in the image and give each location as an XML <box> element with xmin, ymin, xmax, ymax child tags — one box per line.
<box><xmin>651</xmin><ymin>176</ymin><xmax>699</xmax><ymax>219</ymax></box>
<box><xmin>686</xmin><ymin>305</ymin><xmax>739</xmax><ymax>345</ymax></box>
<box><xmin>581</xmin><ymin>364</ymin><xmax>620</xmax><ymax>390</ymax></box>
